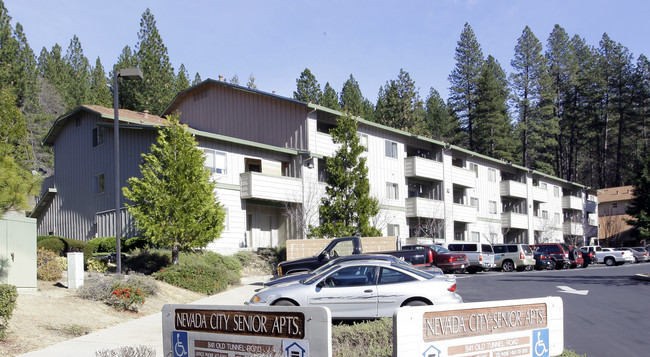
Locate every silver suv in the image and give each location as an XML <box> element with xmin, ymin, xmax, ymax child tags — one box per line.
<box><xmin>442</xmin><ymin>243</ymin><xmax>496</xmax><ymax>274</ymax></box>
<box><xmin>492</xmin><ymin>244</ymin><xmax>536</xmax><ymax>272</ymax></box>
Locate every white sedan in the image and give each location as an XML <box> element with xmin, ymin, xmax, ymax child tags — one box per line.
<box><xmin>246</xmin><ymin>259</ymin><xmax>462</xmax><ymax>319</ymax></box>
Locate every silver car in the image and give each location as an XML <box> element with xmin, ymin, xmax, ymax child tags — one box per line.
<box><xmin>246</xmin><ymin>260</ymin><xmax>462</xmax><ymax>319</ymax></box>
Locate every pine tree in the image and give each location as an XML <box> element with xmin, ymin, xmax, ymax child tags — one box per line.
<box><xmin>123</xmin><ymin>114</ymin><xmax>226</xmax><ymax>265</ymax></box>
<box><xmin>293</xmin><ymin>68</ymin><xmax>321</xmax><ymax>103</ymax></box>
<box><xmin>474</xmin><ymin>56</ymin><xmax>517</xmax><ymax>162</ymax></box>
<box><xmin>88</xmin><ymin>57</ymin><xmax>111</xmax><ymax>107</ymax></box>
<box><xmin>321</xmin><ymin>82</ymin><xmax>340</xmax><ymax>110</ymax></box>
<box><xmin>626</xmin><ymin>153</ymin><xmax>650</xmax><ymax>243</ymax></box>
<box><xmin>63</xmin><ymin>35</ymin><xmax>91</xmax><ymax>110</ymax></box>
<box><xmin>632</xmin><ymin>55</ymin><xmax>650</xmax><ymax>157</ymax></box>
<box><xmin>132</xmin><ymin>8</ymin><xmax>176</xmax><ymax>114</ymax></box>
<box><xmin>310</xmin><ymin>114</ymin><xmax>381</xmax><ymax>238</ymax></box>
<box><xmin>0</xmin><ymin>88</ymin><xmax>41</xmax><ymax>214</ymax></box>
<box><xmin>192</xmin><ymin>72</ymin><xmax>202</xmax><ymax>86</ymax></box>
<box><xmin>112</xmin><ymin>45</ymin><xmax>139</xmax><ymax>111</ymax></box>
<box><xmin>510</xmin><ymin>26</ymin><xmax>557</xmax><ymax>173</ymax></box>
<box><xmin>424</xmin><ymin>87</ymin><xmax>461</xmax><ymax>144</ymax></box>
<box><xmin>11</xmin><ymin>23</ymin><xmax>39</xmax><ymax>111</ymax></box>
<box><xmin>374</xmin><ymin>69</ymin><xmax>425</xmax><ymax>134</ymax></box>
<box><xmin>229</xmin><ymin>73</ymin><xmax>239</xmax><ymax>86</ymax></box>
<box><xmin>246</xmin><ymin>73</ymin><xmax>257</xmax><ymax>89</ymax></box>
<box><xmin>175</xmin><ymin>63</ymin><xmax>191</xmax><ymax>93</ymax></box>
<box><xmin>448</xmin><ymin>23</ymin><xmax>484</xmax><ymax>150</ymax></box>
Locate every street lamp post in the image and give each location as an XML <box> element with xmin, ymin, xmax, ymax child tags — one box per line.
<box><xmin>114</xmin><ymin>68</ymin><xmax>143</xmax><ymax>274</ymax></box>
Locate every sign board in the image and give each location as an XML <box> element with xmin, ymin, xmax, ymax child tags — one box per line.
<box><xmin>163</xmin><ymin>304</ymin><xmax>331</xmax><ymax>357</ymax></box>
<box><xmin>394</xmin><ymin>297</ymin><xmax>563</xmax><ymax>357</ymax></box>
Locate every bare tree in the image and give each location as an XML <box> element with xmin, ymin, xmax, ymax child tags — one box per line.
<box><xmin>283</xmin><ymin>182</ymin><xmax>323</xmax><ymax>240</ymax></box>
<box><xmin>482</xmin><ymin>223</ymin><xmax>502</xmax><ymax>244</ymax></box>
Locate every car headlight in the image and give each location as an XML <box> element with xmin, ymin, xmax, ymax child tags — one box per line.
<box><xmin>250</xmin><ymin>295</ymin><xmax>266</xmax><ymax>304</ymax></box>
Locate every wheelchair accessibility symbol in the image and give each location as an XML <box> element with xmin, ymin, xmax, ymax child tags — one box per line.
<box><xmin>532</xmin><ymin>328</ymin><xmax>549</xmax><ymax>357</ymax></box>
<box><xmin>173</xmin><ymin>331</ymin><xmax>188</xmax><ymax>357</ymax></box>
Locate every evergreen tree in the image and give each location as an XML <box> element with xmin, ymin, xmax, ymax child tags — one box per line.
<box><xmin>63</xmin><ymin>35</ymin><xmax>91</xmax><ymax>110</ymax></box>
<box><xmin>632</xmin><ymin>55</ymin><xmax>650</xmax><ymax>157</ymax></box>
<box><xmin>112</xmin><ymin>45</ymin><xmax>139</xmax><ymax>111</ymax></box>
<box><xmin>192</xmin><ymin>72</ymin><xmax>202</xmax><ymax>86</ymax></box>
<box><xmin>229</xmin><ymin>73</ymin><xmax>239</xmax><ymax>86</ymax></box>
<box><xmin>627</xmin><ymin>153</ymin><xmax>650</xmax><ymax>243</ymax></box>
<box><xmin>321</xmin><ymin>82</ymin><xmax>340</xmax><ymax>110</ymax></box>
<box><xmin>474</xmin><ymin>56</ymin><xmax>517</xmax><ymax>162</ymax></box>
<box><xmin>339</xmin><ymin>74</ymin><xmax>375</xmax><ymax>121</ymax></box>
<box><xmin>448</xmin><ymin>23</ymin><xmax>484</xmax><ymax>150</ymax></box>
<box><xmin>11</xmin><ymin>23</ymin><xmax>38</xmax><ymax>111</ymax></box>
<box><xmin>374</xmin><ymin>69</ymin><xmax>425</xmax><ymax>134</ymax></box>
<box><xmin>123</xmin><ymin>114</ymin><xmax>226</xmax><ymax>265</ymax></box>
<box><xmin>310</xmin><ymin>114</ymin><xmax>381</xmax><ymax>238</ymax></box>
<box><xmin>424</xmin><ymin>87</ymin><xmax>462</xmax><ymax>144</ymax></box>
<box><xmin>175</xmin><ymin>63</ymin><xmax>191</xmax><ymax>93</ymax></box>
<box><xmin>246</xmin><ymin>73</ymin><xmax>257</xmax><ymax>89</ymax></box>
<box><xmin>88</xmin><ymin>57</ymin><xmax>111</xmax><ymax>107</ymax></box>
<box><xmin>0</xmin><ymin>88</ymin><xmax>41</xmax><ymax>214</ymax></box>
<box><xmin>293</xmin><ymin>68</ymin><xmax>321</xmax><ymax>103</ymax></box>
<box><xmin>38</xmin><ymin>44</ymin><xmax>69</xmax><ymax>91</ymax></box>
<box><xmin>132</xmin><ymin>8</ymin><xmax>176</xmax><ymax>114</ymax></box>
<box><xmin>510</xmin><ymin>26</ymin><xmax>557</xmax><ymax>173</ymax></box>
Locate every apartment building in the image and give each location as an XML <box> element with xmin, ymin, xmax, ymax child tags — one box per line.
<box><xmin>31</xmin><ymin>79</ymin><xmax>598</xmax><ymax>254</ymax></box>
<box><xmin>597</xmin><ymin>186</ymin><xmax>635</xmax><ymax>245</ymax></box>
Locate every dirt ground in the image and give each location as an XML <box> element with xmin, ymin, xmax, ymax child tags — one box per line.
<box><xmin>0</xmin><ymin>278</ymin><xmax>206</xmax><ymax>357</ymax></box>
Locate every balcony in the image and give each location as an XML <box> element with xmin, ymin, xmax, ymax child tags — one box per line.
<box><xmin>585</xmin><ymin>199</ymin><xmax>597</xmax><ymax>213</ymax></box>
<box><xmin>451</xmin><ymin>166</ymin><xmax>476</xmax><ymax>188</ymax></box>
<box><xmin>452</xmin><ymin>204</ymin><xmax>477</xmax><ymax>223</ymax></box>
<box><xmin>563</xmin><ymin>221</ymin><xmax>584</xmax><ymax>236</ymax></box>
<box><xmin>500</xmin><ymin>180</ymin><xmax>527</xmax><ymax>199</ymax></box>
<box><xmin>562</xmin><ymin>195</ymin><xmax>583</xmax><ymax>211</ymax></box>
<box><xmin>405</xmin><ymin>197</ymin><xmax>444</xmax><ymax>219</ymax></box>
<box><xmin>314</xmin><ymin>132</ymin><xmax>340</xmax><ymax>157</ymax></box>
<box><xmin>532</xmin><ymin>186</ymin><xmax>548</xmax><ymax>202</ymax></box>
<box><xmin>240</xmin><ymin>172</ymin><xmax>302</xmax><ymax>203</ymax></box>
<box><xmin>404</xmin><ymin>156</ymin><xmax>443</xmax><ymax>181</ymax></box>
<box><xmin>502</xmin><ymin>212</ymin><xmax>529</xmax><ymax>229</ymax></box>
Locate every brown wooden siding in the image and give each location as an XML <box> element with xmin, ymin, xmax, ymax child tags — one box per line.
<box><xmin>172</xmin><ymin>84</ymin><xmax>309</xmax><ymax>150</ymax></box>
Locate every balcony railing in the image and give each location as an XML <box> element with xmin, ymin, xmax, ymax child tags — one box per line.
<box><xmin>314</xmin><ymin>132</ymin><xmax>340</xmax><ymax>157</ymax></box>
<box><xmin>500</xmin><ymin>180</ymin><xmax>527</xmax><ymax>199</ymax></box>
<box><xmin>451</xmin><ymin>166</ymin><xmax>476</xmax><ymax>188</ymax></box>
<box><xmin>240</xmin><ymin>172</ymin><xmax>302</xmax><ymax>203</ymax></box>
<box><xmin>532</xmin><ymin>186</ymin><xmax>548</xmax><ymax>202</ymax></box>
<box><xmin>562</xmin><ymin>195</ymin><xmax>583</xmax><ymax>210</ymax></box>
<box><xmin>452</xmin><ymin>204</ymin><xmax>477</xmax><ymax>223</ymax></box>
<box><xmin>501</xmin><ymin>212</ymin><xmax>529</xmax><ymax>229</ymax></box>
<box><xmin>404</xmin><ymin>156</ymin><xmax>444</xmax><ymax>181</ymax></box>
<box><xmin>405</xmin><ymin>197</ymin><xmax>445</xmax><ymax>219</ymax></box>
<box><xmin>563</xmin><ymin>221</ymin><xmax>584</xmax><ymax>236</ymax></box>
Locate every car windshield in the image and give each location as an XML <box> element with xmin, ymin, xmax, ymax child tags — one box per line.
<box><xmin>302</xmin><ymin>263</ymin><xmax>342</xmax><ymax>285</ymax></box>
<box><xmin>429</xmin><ymin>245</ymin><xmax>451</xmax><ymax>254</ymax></box>
<box><xmin>522</xmin><ymin>245</ymin><xmax>532</xmax><ymax>254</ymax></box>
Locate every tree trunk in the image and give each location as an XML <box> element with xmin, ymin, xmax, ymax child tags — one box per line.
<box><xmin>172</xmin><ymin>243</ymin><xmax>179</xmax><ymax>265</ymax></box>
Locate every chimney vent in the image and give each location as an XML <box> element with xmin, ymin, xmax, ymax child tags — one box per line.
<box><xmin>144</xmin><ymin>110</ymin><xmax>149</xmax><ymax>120</ymax></box>
<box><xmin>218</xmin><ymin>75</ymin><xmax>224</xmax><ymax>81</ymax></box>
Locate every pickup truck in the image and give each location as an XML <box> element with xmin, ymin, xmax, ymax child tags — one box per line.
<box><xmin>276</xmin><ymin>236</ymin><xmax>446</xmax><ymax>276</ymax></box>
<box><xmin>579</xmin><ymin>246</ymin><xmax>633</xmax><ymax>266</ymax></box>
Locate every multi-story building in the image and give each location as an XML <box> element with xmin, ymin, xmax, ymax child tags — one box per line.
<box><xmin>30</xmin><ymin>79</ymin><xmax>598</xmax><ymax>254</ymax></box>
<box><xmin>597</xmin><ymin>186</ymin><xmax>636</xmax><ymax>246</ymax></box>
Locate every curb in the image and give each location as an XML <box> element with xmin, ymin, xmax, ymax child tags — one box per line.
<box><xmin>633</xmin><ymin>273</ymin><xmax>650</xmax><ymax>281</ymax></box>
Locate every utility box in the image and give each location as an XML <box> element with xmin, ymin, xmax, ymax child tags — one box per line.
<box><xmin>67</xmin><ymin>252</ymin><xmax>84</xmax><ymax>289</ymax></box>
<box><xmin>0</xmin><ymin>214</ymin><xmax>37</xmax><ymax>293</ymax></box>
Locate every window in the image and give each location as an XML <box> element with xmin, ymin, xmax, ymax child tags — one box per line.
<box><xmin>245</xmin><ymin>158</ymin><xmax>261</xmax><ymax>173</ymax></box>
<box><xmin>94</xmin><ymin>174</ymin><xmax>104</xmax><ymax>194</ymax></box>
<box><xmin>470</xmin><ymin>232</ymin><xmax>480</xmax><ymax>242</ymax></box>
<box><xmin>359</xmin><ymin>134</ymin><xmax>368</xmax><ymax>151</ymax></box>
<box><xmin>202</xmin><ymin>148</ymin><xmax>227</xmax><ymax>174</ymax></box>
<box><xmin>541</xmin><ymin>182</ymin><xmax>547</xmax><ymax>190</ymax></box>
<box><xmin>325</xmin><ymin>266</ymin><xmax>375</xmax><ymax>287</ymax></box>
<box><xmin>452</xmin><ymin>157</ymin><xmax>464</xmax><ymax>167</ymax></box>
<box><xmin>489</xmin><ymin>201</ymin><xmax>497</xmax><ymax>214</ymax></box>
<box><xmin>386</xmin><ymin>182</ymin><xmax>399</xmax><ymax>200</ymax></box>
<box><xmin>387</xmin><ymin>224</ymin><xmax>400</xmax><ymax>237</ymax></box>
<box><xmin>75</xmin><ymin>117</ymin><xmax>81</xmax><ymax>127</ymax></box>
<box><xmin>488</xmin><ymin>168</ymin><xmax>497</xmax><ymax>182</ymax></box>
<box><xmin>612</xmin><ymin>203</ymin><xmax>618</xmax><ymax>209</ymax></box>
<box><xmin>318</xmin><ymin>158</ymin><xmax>328</xmax><ymax>182</ymax></box>
<box><xmin>469</xmin><ymin>163</ymin><xmax>478</xmax><ymax>177</ymax></box>
<box><xmin>554</xmin><ymin>213</ymin><xmax>560</xmax><ymax>223</ymax></box>
<box><xmin>378</xmin><ymin>267</ymin><xmax>415</xmax><ymax>284</ymax></box>
<box><xmin>385</xmin><ymin>140</ymin><xmax>398</xmax><ymax>159</ymax></box>
<box><xmin>317</xmin><ymin>121</ymin><xmax>336</xmax><ymax>133</ymax></box>
<box><xmin>92</xmin><ymin>127</ymin><xmax>104</xmax><ymax>147</ymax></box>
<box><xmin>542</xmin><ymin>210</ymin><xmax>548</xmax><ymax>219</ymax></box>
<box><xmin>470</xmin><ymin>197</ymin><xmax>479</xmax><ymax>210</ymax></box>
<box><xmin>553</xmin><ymin>186</ymin><xmax>560</xmax><ymax>197</ymax></box>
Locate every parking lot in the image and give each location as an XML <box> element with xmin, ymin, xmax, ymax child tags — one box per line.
<box><xmin>455</xmin><ymin>263</ymin><xmax>650</xmax><ymax>357</ymax></box>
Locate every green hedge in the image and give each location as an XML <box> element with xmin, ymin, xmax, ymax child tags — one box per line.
<box><xmin>0</xmin><ymin>284</ymin><xmax>18</xmax><ymax>339</ymax></box>
<box><xmin>36</xmin><ymin>236</ymin><xmax>93</xmax><ymax>262</ymax></box>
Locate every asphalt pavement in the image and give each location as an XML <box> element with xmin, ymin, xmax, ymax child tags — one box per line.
<box><xmin>17</xmin><ymin>275</ymin><xmax>271</xmax><ymax>357</ymax></box>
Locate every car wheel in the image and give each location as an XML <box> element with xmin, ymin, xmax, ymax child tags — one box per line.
<box><xmin>605</xmin><ymin>257</ymin><xmax>615</xmax><ymax>266</ymax></box>
<box><xmin>272</xmin><ymin>300</ymin><xmax>297</xmax><ymax>307</ymax></box>
<box><xmin>453</xmin><ymin>268</ymin><xmax>466</xmax><ymax>274</ymax></box>
<box><xmin>404</xmin><ymin>300</ymin><xmax>428</xmax><ymax>307</ymax></box>
<box><xmin>582</xmin><ymin>262</ymin><xmax>589</xmax><ymax>268</ymax></box>
<box><xmin>502</xmin><ymin>261</ymin><xmax>515</xmax><ymax>272</ymax></box>
<box><xmin>524</xmin><ymin>265</ymin><xmax>534</xmax><ymax>271</ymax></box>
<box><xmin>634</xmin><ymin>257</ymin><xmax>639</xmax><ymax>263</ymax></box>
<box><xmin>467</xmin><ymin>267</ymin><xmax>479</xmax><ymax>274</ymax></box>
<box><xmin>547</xmin><ymin>260</ymin><xmax>556</xmax><ymax>270</ymax></box>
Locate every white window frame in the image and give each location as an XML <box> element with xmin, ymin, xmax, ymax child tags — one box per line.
<box><xmin>386</xmin><ymin>182</ymin><xmax>399</xmax><ymax>200</ymax></box>
<box><xmin>359</xmin><ymin>133</ymin><xmax>368</xmax><ymax>152</ymax></box>
<box><xmin>553</xmin><ymin>186</ymin><xmax>560</xmax><ymax>197</ymax></box>
<box><xmin>201</xmin><ymin>148</ymin><xmax>227</xmax><ymax>175</ymax></box>
<box><xmin>385</xmin><ymin>140</ymin><xmax>398</xmax><ymax>159</ymax></box>
<box><xmin>489</xmin><ymin>200</ymin><xmax>497</xmax><ymax>214</ymax></box>
<box><xmin>470</xmin><ymin>231</ymin><xmax>480</xmax><ymax>242</ymax></box>
<box><xmin>470</xmin><ymin>197</ymin><xmax>479</xmax><ymax>210</ymax></box>
<box><xmin>488</xmin><ymin>168</ymin><xmax>497</xmax><ymax>182</ymax></box>
<box><xmin>387</xmin><ymin>224</ymin><xmax>400</xmax><ymax>237</ymax></box>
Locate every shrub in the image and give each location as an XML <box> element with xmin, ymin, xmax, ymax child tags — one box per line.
<box><xmin>66</xmin><ymin>239</ymin><xmax>94</xmax><ymax>262</ymax></box>
<box><xmin>37</xmin><ymin>237</ymin><xmax>93</xmax><ymax>264</ymax></box>
<box><xmin>106</xmin><ymin>282</ymin><xmax>147</xmax><ymax>312</ymax></box>
<box><xmin>0</xmin><ymin>284</ymin><xmax>18</xmax><ymax>339</ymax></box>
<box><xmin>200</xmin><ymin>251</ymin><xmax>243</xmax><ymax>272</ymax></box>
<box><xmin>123</xmin><ymin>237</ymin><xmax>151</xmax><ymax>252</ymax></box>
<box><xmin>56</xmin><ymin>256</ymin><xmax>68</xmax><ymax>271</ymax></box>
<box><xmin>37</xmin><ymin>238</ymin><xmax>66</xmax><ymax>255</ymax></box>
<box><xmin>37</xmin><ymin>247</ymin><xmax>63</xmax><ymax>281</ymax></box>
<box><xmin>88</xmin><ymin>237</ymin><xmax>120</xmax><ymax>253</ymax></box>
<box><xmin>86</xmin><ymin>258</ymin><xmax>108</xmax><ymax>272</ymax></box>
<box><xmin>332</xmin><ymin>318</ymin><xmax>393</xmax><ymax>357</ymax></box>
<box><xmin>123</xmin><ymin>249</ymin><xmax>171</xmax><ymax>275</ymax></box>
<box><xmin>153</xmin><ymin>263</ymin><xmax>239</xmax><ymax>295</ymax></box>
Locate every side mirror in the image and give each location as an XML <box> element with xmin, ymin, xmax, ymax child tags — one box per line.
<box><xmin>319</xmin><ymin>251</ymin><xmax>330</xmax><ymax>261</ymax></box>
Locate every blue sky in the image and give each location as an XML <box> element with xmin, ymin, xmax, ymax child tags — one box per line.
<box><xmin>5</xmin><ymin>0</ymin><xmax>650</xmax><ymax>103</ymax></box>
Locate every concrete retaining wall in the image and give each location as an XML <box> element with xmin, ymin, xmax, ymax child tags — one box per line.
<box><xmin>285</xmin><ymin>236</ymin><xmax>397</xmax><ymax>260</ymax></box>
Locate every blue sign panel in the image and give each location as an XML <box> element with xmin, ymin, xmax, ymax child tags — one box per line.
<box><xmin>532</xmin><ymin>328</ymin><xmax>549</xmax><ymax>357</ymax></box>
<box><xmin>173</xmin><ymin>331</ymin><xmax>189</xmax><ymax>357</ymax></box>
